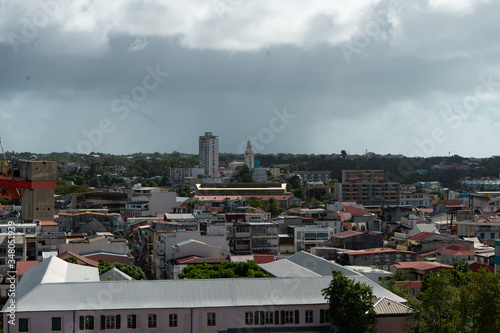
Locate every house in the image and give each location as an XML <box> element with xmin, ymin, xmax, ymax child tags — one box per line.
<box><xmin>0</xmin><ymin>256</ymin><xmax>339</xmax><ymax>333</ymax></box>
<box><xmin>398</xmin><ymin>232</ymin><xmax>474</xmax><ymax>254</ymax></box>
<box><xmin>391</xmin><ymin>262</ymin><xmax>453</xmax><ymax>281</ymax></box>
<box><xmin>326</xmin><ymin>230</ymin><xmax>384</xmax><ymax>250</ymax></box>
<box><xmin>434</xmin><ymin>245</ymin><xmax>476</xmax><ymax>266</ymax></box>
<box><xmin>343</xmin><ymin>248</ymin><xmax>417</xmax><ymax>270</ymax></box>
<box><xmin>57</xmin><ymin>251</ymin><xmax>99</xmax><ymax>267</ymax></box>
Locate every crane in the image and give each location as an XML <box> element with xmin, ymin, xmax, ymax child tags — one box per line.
<box><xmin>0</xmin><ymin>138</ymin><xmax>57</xmax><ymax>200</ymax></box>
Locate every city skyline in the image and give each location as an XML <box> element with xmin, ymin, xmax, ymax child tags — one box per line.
<box><xmin>1</xmin><ymin>1</ymin><xmax>500</xmax><ymax>157</ymax></box>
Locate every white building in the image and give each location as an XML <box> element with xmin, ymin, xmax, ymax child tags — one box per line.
<box><xmin>399</xmin><ymin>192</ymin><xmax>431</xmax><ymax>207</ymax></box>
<box><xmin>169</xmin><ymin>167</ymin><xmax>205</xmax><ymax>186</ymax></box>
<box><xmin>121</xmin><ymin>186</ymin><xmax>178</xmax><ymax>217</ymax></box>
<box><xmin>2</xmin><ymin>253</ymin><xmax>408</xmax><ymax>333</ymax></box>
<box><xmin>199</xmin><ymin>132</ymin><xmax>219</xmax><ymax>178</ymax></box>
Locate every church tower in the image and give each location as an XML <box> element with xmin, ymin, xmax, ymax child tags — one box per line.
<box><xmin>244</xmin><ymin>140</ymin><xmax>254</xmax><ymax>170</ymax></box>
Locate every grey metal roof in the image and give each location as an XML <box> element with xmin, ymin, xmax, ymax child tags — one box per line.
<box><xmin>3</xmin><ymin>256</ymin><xmax>99</xmax><ymax>312</ymax></box>
<box><xmin>6</xmin><ymin>276</ymin><xmax>335</xmax><ymax>313</ymax></box>
<box><xmin>259</xmin><ymin>252</ymin><xmax>406</xmax><ymax>304</ymax></box>
<box><xmin>373</xmin><ymin>297</ymin><xmax>412</xmax><ymax>315</ymax></box>
<box><xmin>260</xmin><ymin>260</ymin><xmax>321</xmax><ymax>277</ymax></box>
<box><xmin>99</xmin><ymin>267</ymin><xmax>133</xmax><ymax>281</ymax></box>
<box><xmin>286</xmin><ymin>251</ymin><xmax>360</xmax><ymax>277</ymax></box>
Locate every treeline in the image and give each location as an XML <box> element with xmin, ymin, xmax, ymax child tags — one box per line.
<box><xmin>11</xmin><ymin>151</ymin><xmax>500</xmax><ymax>190</ymax></box>
<box><xmin>387</xmin><ymin>263</ymin><xmax>500</xmax><ymax>332</ymax></box>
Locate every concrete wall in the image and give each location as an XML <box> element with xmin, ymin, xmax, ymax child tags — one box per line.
<box><xmin>3</xmin><ymin>305</ymin><xmax>331</xmax><ymax>333</ymax></box>
<box><xmin>175</xmin><ymin>241</ymin><xmax>220</xmax><ymax>258</ymax></box>
<box><xmin>59</xmin><ymin>237</ymin><xmax>130</xmax><ymax>256</ymax></box>
<box><xmin>161</xmin><ymin>231</ymin><xmax>229</xmax><ymax>260</ymax></box>
<box><xmin>20</xmin><ymin>161</ymin><xmax>57</xmax><ymax>221</ymax></box>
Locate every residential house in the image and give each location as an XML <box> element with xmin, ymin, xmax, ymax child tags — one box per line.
<box><xmin>326</xmin><ymin>231</ymin><xmax>384</xmax><ymax>250</ymax></box>
<box><xmin>391</xmin><ymin>262</ymin><xmax>452</xmax><ymax>281</ymax></box>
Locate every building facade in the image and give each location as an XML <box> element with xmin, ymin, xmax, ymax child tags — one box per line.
<box><xmin>199</xmin><ymin>132</ymin><xmax>219</xmax><ymax>178</ymax></box>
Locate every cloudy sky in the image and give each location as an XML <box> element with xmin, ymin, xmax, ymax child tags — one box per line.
<box><xmin>1</xmin><ymin>0</ymin><xmax>499</xmax><ymax>157</ymax></box>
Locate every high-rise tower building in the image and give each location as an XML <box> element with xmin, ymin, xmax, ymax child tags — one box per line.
<box><xmin>244</xmin><ymin>140</ymin><xmax>254</xmax><ymax>170</ymax></box>
<box><xmin>199</xmin><ymin>132</ymin><xmax>219</xmax><ymax>177</ymax></box>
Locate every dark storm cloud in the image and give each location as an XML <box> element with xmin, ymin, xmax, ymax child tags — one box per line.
<box><xmin>0</xmin><ymin>0</ymin><xmax>499</xmax><ymax>157</ymax></box>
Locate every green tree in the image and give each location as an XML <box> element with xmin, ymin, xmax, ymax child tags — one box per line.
<box><xmin>322</xmin><ymin>270</ymin><xmax>377</xmax><ymax>333</ymax></box>
<box><xmin>416</xmin><ymin>272</ymin><xmax>459</xmax><ymax>333</ymax></box>
<box><xmin>177</xmin><ymin>185</ymin><xmax>192</xmax><ymax>197</ymax></box>
<box><xmin>265</xmin><ymin>197</ymin><xmax>284</xmax><ymax>217</ymax></box>
<box><xmin>98</xmin><ymin>262</ymin><xmax>146</xmax><ymax>280</ymax></box>
<box><xmin>178</xmin><ymin>261</ymin><xmax>269</xmax><ymax>279</ymax></box>
<box><xmin>235</xmin><ymin>165</ymin><xmax>254</xmax><ymax>182</ymax></box>
<box><xmin>65</xmin><ymin>256</ymin><xmax>78</xmax><ymax>264</ymax></box>
<box><xmin>246</xmin><ymin>196</ymin><xmax>264</xmax><ymax>210</ymax></box>
<box><xmin>55</xmin><ymin>182</ymin><xmax>90</xmax><ymax>195</ymax></box>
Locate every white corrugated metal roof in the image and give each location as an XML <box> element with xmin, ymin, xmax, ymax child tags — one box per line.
<box><xmin>373</xmin><ymin>297</ymin><xmax>412</xmax><ymax>315</ymax></box>
<box><xmin>5</xmin><ymin>256</ymin><xmax>99</xmax><ymax>310</ymax></box>
<box><xmin>7</xmin><ymin>277</ymin><xmax>334</xmax><ymax>313</ymax></box>
<box><xmin>259</xmin><ymin>252</ymin><xmax>406</xmax><ymax>304</ymax></box>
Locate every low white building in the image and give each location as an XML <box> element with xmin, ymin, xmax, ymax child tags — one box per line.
<box><xmin>2</xmin><ymin>253</ymin><xmax>408</xmax><ymax>333</ymax></box>
<box><xmin>121</xmin><ymin>186</ymin><xmax>178</xmax><ymax>217</ymax></box>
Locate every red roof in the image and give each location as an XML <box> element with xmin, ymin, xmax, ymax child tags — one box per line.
<box><xmin>469</xmin><ymin>262</ymin><xmax>494</xmax><ymax>273</ymax></box>
<box><xmin>57</xmin><ymin>251</ymin><xmax>99</xmax><ymax>267</ymax></box>
<box><xmin>175</xmin><ymin>256</ymin><xmax>228</xmax><ymax>264</ymax></box>
<box><xmin>195</xmin><ymin>195</ymin><xmax>293</xmax><ymax>203</ymax></box>
<box><xmin>41</xmin><ymin>220</ymin><xmax>58</xmax><ymax>226</ymax></box>
<box><xmin>396</xmin><ymin>281</ymin><xmax>423</xmax><ymax>289</ymax></box>
<box><xmin>342</xmin><ymin>204</ymin><xmax>367</xmax><ymax>216</ymax></box>
<box><xmin>330</xmin><ymin>230</ymin><xmax>363</xmax><ymax>239</ymax></box>
<box><xmin>16</xmin><ymin>261</ymin><xmax>40</xmax><ymax>275</ymax></box>
<box><xmin>252</xmin><ymin>254</ymin><xmax>275</xmax><ymax>264</ymax></box>
<box><xmin>408</xmin><ymin>232</ymin><xmax>437</xmax><ymax>241</ymax></box>
<box><xmin>436</xmin><ymin>245</ymin><xmax>475</xmax><ymax>256</ymax></box>
<box><xmin>393</xmin><ymin>261</ymin><xmax>453</xmax><ymax>271</ymax></box>
<box><xmin>418</xmin><ymin>249</ymin><xmax>438</xmax><ymax>257</ymax></box>
<box><xmin>348</xmin><ymin>248</ymin><xmax>415</xmax><ymax>256</ymax></box>
<box><xmin>416</xmin><ymin>208</ymin><xmax>433</xmax><ymax>213</ymax></box>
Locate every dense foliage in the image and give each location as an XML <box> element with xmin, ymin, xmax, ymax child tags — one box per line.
<box><xmin>390</xmin><ymin>263</ymin><xmax>500</xmax><ymax>333</ymax></box>
<box><xmin>98</xmin><ymin>262</ymin><xmax>147</xmax><ymax>280</ymax></box>
<box><xmin>322</xmin><ymin>270</ymin><xmax>377</xmax><ymax>333</ymax></box>
<box><xmin>245</xmin><ymin>196</ymin><xmax>284</xmax><ymax>217</ymax></box>
<box><xmin>10</xmin><ymin>151</ymin><xmax>500</xmax><ymax>191</ymax></box>
<box><xmin>178</xmin><ymin>261</ymin><xmax>269</xmax><ymax>279</ymax></box>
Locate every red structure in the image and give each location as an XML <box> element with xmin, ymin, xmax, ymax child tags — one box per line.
<box><xmin>0</xmin><ymin>143</ymin><xmax>57</xmax><ymax>199</ymax></box>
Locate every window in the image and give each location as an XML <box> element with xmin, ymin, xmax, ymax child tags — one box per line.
<box><xmin>127</xmin><ymin>315</ymin><xmax>136</xmax><ymax>329</ymax></box>
<box><xmin>19</xmin><ymin>318</ymin><xmax>29</xmax><ymax>332</ymax></box>
<box><xmin>207</xmin><ymin>312</ymin><xmax>216</xmax><ymax>326</ymax></box>
<box><xmin>245</xmin><ymin>312</ymin><xmax>253</xmax><ymax>325</ymax></box>
<box><xmin>265</xmin><ymin>311</ymin><xmax>274</xmax><ymax>324</ymax></box>
<box><xmin>169</xmin><ymin>314</ymin><xmax>178</xmax><ymax>327</ymax></box>
<box><xmin>79</xmin><ymin>316</ymin><xmax>94</xmax><ymax>330</ymax></box>
<box><xmin>106</xmin><ymin>315</ymin><xmax>115</xmax><ymax>329</ymax></box>
<box><xmin>285</xmin><ymin>311</ymin><xmax>293</xmax><ymax>324</ymax></box>
<box><xmin>305</xmin><ymin>310</ymin><xmax>313</xmax><ymax>323</ymax></box>
<box><xmin>320</xmin><ymin>309</ymin><xmax>329</xmax><ymax>323</ymax></box>
<box><xmin>51</xmin><ymin>317</ymin><xmax>62</xmax><ymax>331</ymax></box>
<box><xmin>148</xmin><ymin>314</ymin><xmax>157</xmax><ymax>328</ymax></box>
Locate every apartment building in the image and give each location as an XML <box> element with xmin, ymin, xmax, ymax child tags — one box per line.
<box><xmin>334</xmin><ymin>169</ymin><xmax>400</xmax><ymax>206</ymax></box>
<box><xmin>199</xmin><ymin>132</ymin><xmax>219</xmax><ymax>178</ymax></box>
